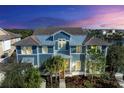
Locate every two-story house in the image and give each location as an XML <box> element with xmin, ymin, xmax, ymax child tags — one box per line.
<box><xmin>0</xmin><ymin>28</ymin><xmax>21</xmax><ymax>63</ymax></box>
<box><xmin>15</xmin><ymin>27</ymin><xmax>110</xmax><ymax>76</ymax></box>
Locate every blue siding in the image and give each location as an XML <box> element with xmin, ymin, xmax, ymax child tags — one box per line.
<box><xmin>32</xmin><ymin>46</ymin><xmax>37</xmax><ymax>54</ymax></box>
<box><xmin>18</xmin><ymin>55</ymin><xmax>37</xmax><ymax>65</ymax></box>
<box><xmin>47</xmin><ymin>36</ymin><xmax>53</xmax><ymax>41</ymax></box>
<box><xmin>39</xmin><ymin>54</ymin><xmax>53</xmax><ymax>65</ymax></box>
<box><xmin>80</xmin><ymin>54</ymin><xmax>85</xmax><ymax>71</ymax></box>
<box><xmin>16</xmin><ymin>46</ymin><xmax>21</xmax><ymax>54</ymax></box>
<box><xmin>66</xmin><ymin>41</ymin><xmax>69</xmax><ymax>50</ymax></box>
<box><xmin>56</xmin><ymin>50</ymin><xmax>70</xmax><ymax>55</ymax></box>
<box><xmin>55</xmin><ymin>41</ymin><xmax>58</xmax><ymax>50</ymax></box>
<box><xmin>54</xmin><ymin>32</ymin><xmax>70</xmax><ymax>40</ymax></box>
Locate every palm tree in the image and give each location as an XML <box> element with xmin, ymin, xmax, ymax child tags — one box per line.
<box><xmin>52</xmin><ymin>56</ymin><xmax>65</xmax><ymax>83</ymax></box>
<box><xmin>45</xmin><ymin>58</ymin><xmax>56</xmax><ymax>87</ymax></box>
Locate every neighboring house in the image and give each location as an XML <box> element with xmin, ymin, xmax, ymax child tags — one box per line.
<box><xmin>15</xmin><ymin>27</ymin><xmax>110</xmax><ymax>76</ymax></box>
<box><xmin>0</xmin><ymin>28</ymin><xmax>21</xmax><ymax>63</ymax></box>
<box><xmin>101</xmin><ymin>29</ymin><xmax>124</xmax><ymax>45</ymax></box>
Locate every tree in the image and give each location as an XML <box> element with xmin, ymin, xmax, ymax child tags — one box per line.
<box><xmin>52</xmin><ymin>56</ymin><xmax>65</xmax><ymax>82</ymax></box>
<box><xmin>45</xmin><ymin>56</ymin><xmax>65</xmax><ymax>87</ymax></box>
<box><xmin>45</xmin><ymin>57</ymin><xmax>56</xmax><ymax>87</ymax></box>
<box><xmin>87</xmin><ymin>46</ymin><xmax>106</xmax><ymax>78</ymax></box>
<box><xmin>1</xmin><ymin>70</ymin><xmax>25</xmax><ymax>88</ymax></box>
<box><xmin>1</xmin><ymin>63</ymin><xmax>42</xmax><ymax>88</ymax></box>
<box><xmin>6</xmin><ymin>29</ymin><xmax>33</xmax><ymax>39</ymax></box>
<box><xmin>24</xmin><ymin>67</ymin><xmax>42</xmax><ymax>88</ymax></box>
<box><xmin>107</xmin><ymin>46</ymin><xmax>124</xmax><ymax>76</ymax></box>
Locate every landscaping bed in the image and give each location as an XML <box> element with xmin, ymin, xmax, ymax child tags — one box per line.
<box><xmin>65</xmin><ymin>75</ymin><xmax>120</xmax><ymax>88</ymax></box>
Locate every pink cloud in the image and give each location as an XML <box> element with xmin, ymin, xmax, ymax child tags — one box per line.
<box><xmin>68</xmin><ymin>9</ymin><xmax>124</xmax><ymax>29</ymax></box>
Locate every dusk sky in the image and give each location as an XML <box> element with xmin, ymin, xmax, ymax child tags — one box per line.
<box><xmin>1</xmin><ymin>5</ymin><xmax>124</xmax><ymax>29</ymax></box>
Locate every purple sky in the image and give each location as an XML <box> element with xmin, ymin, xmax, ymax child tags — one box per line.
<box><xmin>1</xmin><ymin>5</ymin><xmax>124</xmax><ymax>29</ymax></box>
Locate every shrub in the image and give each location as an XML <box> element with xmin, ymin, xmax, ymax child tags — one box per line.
<box><xmin>1</xmin><ymin>70</ymin><xmax>25</xmax><ymax>88</ymax></box>
<box><xmin>1</xmin><ymin>63</ymin><xmax>42</xmax><ymax>88</ymax></box>
<box><xmin>24</xmin><ymin>68</ymin><xmax>42</xmax><ymax>88</ymax></box>
<box><xmin>83</xmin><ymin>80</ymin><xmax>94</xmax><ymax>88</ymax></box>
<box><xmin>101</xmin><ymin>72</ymin><xmax>111</xmax><ymax>80</ymax></box>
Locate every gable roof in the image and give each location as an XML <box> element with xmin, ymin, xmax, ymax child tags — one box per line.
<box><xmin>84</xmin><ymin>37</ymin><xmax>110</xmax><ymax>46</ymax></box>
<box><xmin>33</xmin><ymin>27</ymin><xmax>86</xmax><ymax>35</ymax></box>
<box><xmin>14</xmin><ymin>36</ymin><xmax>40</xmax><ymax>46</ymax></box>
<box><xmin>52</xmin><ymin>30</ymin><xmax>72</xmax><ymax>37</ymax></box>
<box><xmin>0</xmin><ymin>28</ymin><xmax>21</xmax><ymax>41</ymax></box>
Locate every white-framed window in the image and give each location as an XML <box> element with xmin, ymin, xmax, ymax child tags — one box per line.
<box><xmin>21</xmin><ymin>57</ymin><xmax>34</xmax><ymax>65</ymax></box>
<box><xmin>58</xmin><ymin>39</ymin><xmax>66</xmax><ymax>50</ymax></box>
<box><xmin>72</xmin><ymin>60</ymin><xmax>81</xmax><ymax>71</ymax></box>
<box><xmin>21</xmin><ymin>47</ymin><xmax>32</xmax><ymax>54</ymax></box>
<box><xmin>76</xmin><ymin>46</ymin><xmax>81</xmax><ymax>53</ymax></box>
<box><xmin>42</xmin><ymin>46</ymin><xmax>48</xmax><ymax>54</ymax></box>
<box><xmin>2</xmin><ymin>40</ymin><xmax>11</xmax><ymax>51</ymax></box>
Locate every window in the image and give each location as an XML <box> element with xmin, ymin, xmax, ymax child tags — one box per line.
<box><xmin>21</xmin><ymin>57</ymin><xmax>34</xmax><ymax>65</ymax></box>
<box><xmin>72</xmin><ymin>55</ymin><xmax>81</xmax><ymax>71</ymax></box>
<box><xmin>48</xmin><ymin>46</ymin><xmax>53</xmax><ymax>53</ymax></box>
<box><xmin>65</xmin><ymin>59</ymin><xmax>70</xmax><ymax>71</ymax></box>
<box><xmin>2</xmin><ymin>40</ymin><xmax>11</xmax><ymax>51</ymax></box>
<box><xmin>39</xmin><ymin>46</ymin><xmax>42</xmax><ymax>53</ymax></box>
<box><xmin>21</xmin><ymin>47</ymin><xmax>32</xmax><ymax>54</ymax></box>
<box><xmin>71</xmin><ymin>46</ymin><xmax>82</xmax><ymax>53</ymax></box>
<box><xmin>42</xmin><ymin>46</ymin><xmax>48</xmax><ymax>53</ymax></box>
<box><xmin>72</xmin><ymin>60</ymin><xmax>81</xmax><ymax>71</ymax></box>
<box><xmin>76</xmin><ymin>46</ymin><xmax>81</xmax><ymax>53</ymax></box>
<box><xmin>58</xmin><ymin>39</ymin><xmax>66</xmax><ymax>50</ymax></box>
<box><xmin>71</xmin><ymin>46</ymin><xmax>76</xmax><ymax>53</ymax></box>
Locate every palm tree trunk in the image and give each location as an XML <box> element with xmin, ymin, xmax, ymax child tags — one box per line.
<box><xmin>50</xmin><ymin>74</ymin><xmax>53</xmax><ymax>88</ymax></box>
<box><xmin>55</xmin><ymin>73</ymin><xmax>58</xmax><ymax>84</ymax></box>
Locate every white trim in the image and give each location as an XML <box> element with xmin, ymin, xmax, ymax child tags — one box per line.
<box><xmin>37</xmin><ymin>46</ymin><xmax>40</xmax><ymax>67</ymax></box>
<box><xmin>54</xmin><ymin>39</ymin><xmax>70</xmax><ymax>42</ymax></box>
<box><xmin>52</xmin><ymin>30</ymin><xmax>72</xmax><ymax>37</ymax></box>
<box><xmin>21</xmin><ymin>57</ymin><xmax>35</xmax><ymax>65</ymax></box>
<box><xmin>71</xmin><ymin>53</ymin><xmax>85</xmax><ymax>54</ymax></box>
<box><xmin>39</xmin><ymin>53</ymin><xmax>53</xmax><ymax>54</ymax></box>
<box><xmin>18</xmin><ymin>54</ymin><xmax>37</xmax><ymax>56</ymax></box>
<box><xmin>84</xmin><ymin>45</ymin><xmax>88</xmax><ymax>76</ymax></box>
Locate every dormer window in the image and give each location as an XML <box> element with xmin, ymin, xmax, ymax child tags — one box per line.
<box><xmin>58</xmin><ymin>39</ymin><xmax>66</xmax><ymax>50</ymax></box>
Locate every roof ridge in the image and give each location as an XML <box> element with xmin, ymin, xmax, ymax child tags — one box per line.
<box><xmin>30</xmin><ymin>36</ymin><xmax>40</xmax><ymax>45</ymax></box>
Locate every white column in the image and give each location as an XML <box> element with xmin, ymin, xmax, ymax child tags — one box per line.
<box><xmin>37</xmin><ymin>46</ymin><xmax>40</xmax><ymax>67</ymax></box>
